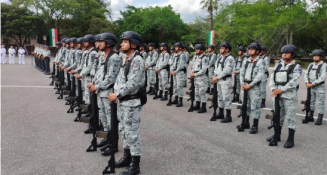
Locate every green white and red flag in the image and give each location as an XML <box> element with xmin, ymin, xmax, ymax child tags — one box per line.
<box><xmin>208</xmin><ymin>30</ymin><xmax>215</xmax><ymax>46</ymax></box>
<box><xmin>49</xmin><ymin>28</ymin><xmax>58</xmax><ymax>46</ymax></box>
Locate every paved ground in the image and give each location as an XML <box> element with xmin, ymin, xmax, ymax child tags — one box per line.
<box><xmin>1</xmin><ymin>56</ymin><xmax>327</xmax><ymax>175</ymax></box>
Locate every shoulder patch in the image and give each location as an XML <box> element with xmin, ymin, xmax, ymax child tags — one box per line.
<box><xmin>132</xmin><ymin>60</ymin><xmax>140</xmax><ymax>70</ymax></box>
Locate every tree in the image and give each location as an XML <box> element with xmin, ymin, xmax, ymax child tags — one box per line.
<box><xmin>1</xmin><ymin>3</ymin><xmax>46</xmax><ymax>46</ymax></box>
<box><xmin>200</xmin><ymin>0</ymin><xmax>219</xmax><ymax>31</ymax></box>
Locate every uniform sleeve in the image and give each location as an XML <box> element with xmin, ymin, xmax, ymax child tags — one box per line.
<box><xmin>209</xmin><ymin>54</ymin><xmax>217</xmax><ymax>68</ymax></box>
<box><xmin>280</xmin><ymin>64</ymin><xmax>302</xmax><ymax>92</ymax></box>
<box><xmin>149</xmin><ymin>51</ymin><xmax>158</xmax><ymax>67</ymax></box>
<box><xmin>249</xmin><ymin>60</ymin><xmax>265</xmax><ymax>87</ymax></box>
<box><xmin>217</xmin><ymin>56</ymin><xmax>234</xmax><ymax>79</ymax></box>
<box><xmin>175</xmin><ymin>54</ymin><xmax>186</xmax><ymax>73</ymax></box>
<box><xmin>313</xmin><ymin>63</ymin><xmax>327</xmax><ymax>86</ymax></box>
<box><xmin>265</xmin><ymin>56</ymin><xmax>270</xmax><ymax>72</ymax></box>
<box><xmin>63</xmin><ymin>52</ymin><xmax>71</xmax><ymax>68</ymax></box>
<box><xmin>269</xmin><ymin>63</ymin><xmax>279</xmax><ymax>91</ymax></box>
<box><xmin>304</xmin><ymin>63</ymin><xmax>311</xmax><ymax>84</ymax></box>
<box><xmin>81</xmin><ymin>51</ymin><xmax>96</xmax><ymax>76</ymax></box>
<box><xmin>96</xmin><ymin>55</ymin><xmax>122</xmax><ymax>90</ymax></box>
<box><xmin>117</xmin><ymin>57</ymin><xmax>144</xmax><ymax>97</ymax></box>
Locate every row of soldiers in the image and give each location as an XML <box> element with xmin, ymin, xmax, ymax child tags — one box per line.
<box><xmin>32</xmin><ymin>43</ymin><xmax>51</xmax><ymax>75</ymax></box>
<box><xmin>40</xmin><ymin>31</ymin><xmax>326</xmax><ymax>173</ymax></box>
<box><xmin>43</xmin><ymin>32</ymin><xmax>145</xmax><ymax>175</ymax></box>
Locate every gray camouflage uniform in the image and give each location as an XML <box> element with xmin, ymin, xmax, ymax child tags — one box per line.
<box><xmin>207</xmin><ymin>52</ymin><xmax>217</xmax><ymax>89</ymax></box>
<box><xmin>269</xmin><ymin>60</ymin><xmax>302</xmax><ymax>130</ymax></box>
<box><xmin>156</xmin><ymin>51</ymin><xmax>169</xmax><ymax>91</ymax></box>
<box><xmin>172</xmin><ymin>52</ymin><xmax>186</xmax><ymax>97</ymax></box>
<box><xmin>183</xmin><ymin>51</ymin><xmax>190</xmax><ymax>86</ymax></box>
<box><xmin>192</xmin><ymin>54</ymin><xmax>209</xmax><ymax>102</ymax></box>
<box><xmin>114</xmin><ymin>51</ymin><xmax>145</xmax><ymax>156</ymax></box>
<box><xmin>240</xmin><ymin>56</ymin><xmax>265</xmax><ymax>119</ymax></box>
<box><xmin>234</xmin><ymin>56</ymin><xmax>246</xmax><ymax>95</ymax></box>
<box><xmin>145</xmin><ymin>50</ymin><xmax>158</xmax><ymax>88</ymax></box>
<box><xmin>140</xmin><ymin>50</ymin><xmax>147</xmax><ymax>61</ymax></box>
<box><xmin>304</xmin><ymin>61</ymin><xmax>327</xmax><ymax>114</ymax></box>
<box><xmin>80</xmin><ymin>47</ymin><xmax>97</xmax><ymax>104</ymax></box>
<box><xmin>94</xmin><ymin>52</ymin><xmax>121</xmax><ymax>131</ymax></box>
<box><xmin>214</xmin><ymin>54</ymin><xmax>235</xmax><ymax>110</ymax></box>
<box><xmin>260</xmin><ymin>55</ymin><xmax>270</xmax><ymax>99</ymax></box>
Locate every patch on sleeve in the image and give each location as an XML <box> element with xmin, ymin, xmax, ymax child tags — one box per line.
<box><xmin>132</xmin><ymin>61</ymin><xmax>140</xmax><ymax>70</ymax></box>
<box><xmin>294</xmin><ymin>66</ymin><xmax>302</xmax><ymax>75</ymax></box>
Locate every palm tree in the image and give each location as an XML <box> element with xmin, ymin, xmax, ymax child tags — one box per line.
<box><xmin>200</xmin><ymin>0</ymin><xmax>219</xmax><ymax>31</ymax></box>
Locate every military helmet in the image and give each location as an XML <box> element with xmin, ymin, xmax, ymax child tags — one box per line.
<box><xmin>280</xmin><ymin>45</ymin><xmax>298</xmax><ymax>56</ymax></box>
<box><xmin>83</xmin><ymin>34</ymin><xmax>95</xmax><ymax>44</ymax></box>
<box><xmin>170</xmin><ymin>47</ymin><xmax>175</xmax><ymax>51</ymax></box>
<box><xmin>70</xmin><ymin>37</ymin><xmax>77</xmax><ymax>43</ymax></box>
<box><xmin>61</xmin><ymin>37</ymin><xmax>67</xmax><ymax>43</ymax></box>
<box><xmin>311</xmin><ymin>49</ymin><xmax>325</xmax><ymax>58</ymax></box>
<box><xmin>208</xmin><ymin>45</ymin><xmax>215</xmax><ymax>50</ymax></box>
<box><xmin>76</xmin><ymin>37</ymin><xmax>84</xmax><ymax>44</ymax></box>
<box><xmin>95</xmin><ymin>34</ymin><xmax>101</xmax><ymax>41</ymax></box>
<box><xmin>194</xmin><ymin>44</ymin><xmax>206</xmax><ymax>51</ymax></box>
<box><xmin>248</xmin><ymin>43</ymin><xmax>262</xmax><ymax>53</ymax></box>
<box><xmin>220</xmin><ymin>42</ymin><xmax>232</xmax><ymax>52</ymax></box>
<box><xmin>60</xmin><ymin>36</ymin><xmax>68</xmax><ymax>40</ymax></box>
<box><xmin>160</xmin><ymin>43</ymin><xmax>168</xmax><ymax>48</ymax></box>
<box><xmin>261</xmin><ymin>46</ymin><xmax>267</xmax><ymax>52</ymax></box>
<box><xmin>64</xmin><ymin>38</ymin><xmax>71</xmax><ymax>44</ymax></box>
<box><xmin>148</xmin><ymin>42</ymin><xmax>155</xmax><ymax>47</ymax></box>
<box><xmin>55</xmin><ymin>42</ymin><xmax>63</xmax><ymax>47</ymax></box>
<box><xmin>174</xmin><ymin>42</ymin><xmax>183</xmax><ymax>48</ymax></box>
<box><xmin>99</xmin><ymin>33</ymin><xmax>117</xmax><ymax>46</ymax></box>
<box><xmin>238</xmin><ymin>46</ymin><xmax>246</xmax><ymax>52</ymax></box>
<box><xmin>120</xmin><ymin>31</ymin><xmax>142</xmax><ymax>46</ymax></box>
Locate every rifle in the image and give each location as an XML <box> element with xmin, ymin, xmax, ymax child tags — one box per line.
<box><xmin>166</xmin><ymin>74</ymin><xmax>174</xmax><ymax>106</ymax></box>
<box><xmin>144</xmin><ymin>69</ymin><xmax>148</xmax><ymax>89</ymax></box>
<box><xmin>187</xmin><ymin>77</ymin><xmax>195</xmax><ymax>112</ymax></box>
<box><xmin>49</xmin><ymin>63</ymin><xmax>56</xmax><ymax>86</ymax></box>
<box><xmin>74</xmin><ymin>79</ymin><xmax>83</xmax><ymax>122</ymax></box>
<box><xmin>54</xmin><ymin>65</ymin><xmax>60</xmax><ymax>90</ymax></box>
<box><xmin>64</xmin><ymin>72</ymin><xmax>72</xmax><ymax>105</ymax></box>
<box><xmin>209</xmin><ymin>82</ymin><xmax>218</xmax><ymax>121</ymax></box>
<box><xmin>102</xmin><ymin>102</ymin><xmax>119</xmax><ymax>174</ymax></box>
<box><xmin>237</xmin><ymin>89</ymin><xmax>248</xmax><ymax>132</ymax></box>
<box><xmin>86</xmin><ymin>92</ymin><xmax>99</xmax><ymax>152</ymax></box>
<box><xmin>232</xmin><ymin>74</ymin><xmax>237</xmax><ymax>102</ymax></box>
<box><xmin>266</xmin><ymin>94</ymin><xmax>281</xmax><ymax>146</ymax></box>
<box><xmin>301</xmin><ymin>82</ymin><xmax>311</xmax><ymax>123</ymax></box>
<box><xmin>57</xmin><ymin>70</ymin><xmax>65</xmax><ymax>99</ymax></box>
<box><xmin>67</xmin><ymin>75</ymin><xmax>77</xmax><ymax>113</ymax></box>
<box><xmin>153</xmin><ymin>71</ymin><xmax>159</xmax><ymax>99</ymax></box>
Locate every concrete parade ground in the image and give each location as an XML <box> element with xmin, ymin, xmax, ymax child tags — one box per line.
<box><xmin>1</xmin><ymin>56</ymin><xmax>327</xmax><ymax>175</ymax></box>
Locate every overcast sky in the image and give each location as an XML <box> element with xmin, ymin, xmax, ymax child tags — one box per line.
<box><xmin>110</xmin><ymin>0</ymin><xmax>208</xmax><ymax>23</ymax></box>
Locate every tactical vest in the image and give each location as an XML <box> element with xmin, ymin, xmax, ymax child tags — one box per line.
<box><xmin>307</xmin><ymin>63</ymin><xmax>324</xmax><ymax>85</ymax></box>
<box><xmin>216</xmin><ymin>54</ymin><xmax>232</xmax><ymax>80</ymax></box>
<box><xmin>273</xmin><ymin>62</ymin><xmax>300</xmax><ymax>89</ymax></box>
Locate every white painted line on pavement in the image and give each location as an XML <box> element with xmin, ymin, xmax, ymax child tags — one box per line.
<box><xmin>1</xmin><ymin>85</ymin><xmax>54</xmax><ymax>89</ymax></box>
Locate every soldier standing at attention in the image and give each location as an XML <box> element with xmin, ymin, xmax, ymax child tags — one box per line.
<box><xmin>139</xmin><ymin>43</ymin><xmax>147</xmax><ymax>60</ymax></box>
<box><xmin>170</xmin><ymin>42</ymin><xmax>186</xmax><ymax>107</ymax></box>
<box><xmin>259</xmin><ymin>46</ymin><xmax>270</xmax><ymax>108</ymax></box>
<box><xmin>154</xmin><ymin>43</ymin><xmax>170</xmax><ymax>100</ymax></box>
<box><xmin>233</xmin><ymin>46</ymin><xmax>247</xmax><ymax>103</ymax></box>
<box><xmin>268</xmin><ymin>45</ymin><xmax>302</xmax><ymax>148</ymax></box>
<box><xmin>145</xmin><ymin>43</ymin><xmax>158</xmax><ymax>95</ymax></box>
<box><xmin>108</xmin><ymin>31</ymin><xmax>145</xmax><ymax>175</ymax></box>
<box><xmin>302</xmin><ymin>49</ymin><xmax>326</xmax><ymax>125</ymax></box>
<box><xmin>182</xmin><ymin>45</ymin><xmax>189</xmax><ymax>87</ymax></box>
<box><xmin>212</xmin><ymin>42</ymin><xmax>235</xmax><ymax>123</ymax></box>
<box><xmin>190</xmin><ymin>44</ymin><xmax>209</xmax><ymax>113</ymax></box>
<box><xmin>207</xmin><ymin>45</ymin><xmax>217</xmax><ymax>95</ymax></box>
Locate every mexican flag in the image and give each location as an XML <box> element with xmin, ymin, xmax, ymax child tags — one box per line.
<box><xmin>49</xmin><ymin>28</ymin><xmax>58</xmax><ymax>46</ymax></box>
<box><xmin>208</xmin><ymin>30</ymin><xmax>215</xmax><ymax>46</ymax></box>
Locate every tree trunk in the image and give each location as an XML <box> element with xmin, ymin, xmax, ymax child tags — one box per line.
<box><xmin>209</xmin><ymin>4</ymin><xmax>213</xmax><ymax>31</ymax></box>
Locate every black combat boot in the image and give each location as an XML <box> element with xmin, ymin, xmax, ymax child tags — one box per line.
<box><xmin>146</xmin><ymin>87</ymin><xmax>152</xmax><ymax>94</ymax></box>
<box><xmin>97</xmin><ymin>138</ymin><xmax>107</xmax><ymax>148</ymax></box>
<box><xmin>221</xmin><ymin>109</ymin><xmax>232</xmax><ymax>123</ymax></box>
<box><xmin>120</xmin><ymin>156</ymin><xmax>141</xmax><ymax>175</ymax></box>
<box><xmin>197</xmin><ymin>103</ymin><xmax>207</xmax><ymax>113</ymax></box>
<box><xmin>115</xmin><ymin>149</ymin><xmax>132</xmax><ymax>168</ymax></box>
<box><xmin>153</xmin><ymin>90</ymin><xmax>162</xmax><ymax>99</ymax></box>
<box><xmin>101</xmin><ymin>145</ymin><xmax>118</xmax><ymax>156</ymax></box>
<box><xmin>206</xmin><ymin>87</ymin><xmax>210</xmax><ymax>93</ymax></box>
<box><xmin>236</xmin><ymin>116</ymin><xmax>250</xmax><ymax>129</ymax></box>
<box><xmin>160</xmin><ymin>91</ymin><xmax>168</xmax><ymax>101</ymax></box>
<box><xmin>302</xmin><ymin>111</ymin><xmax>315</xmax><ymax>123</ymax></box>
<box><xmin>216</xmin><ymin>108</ymin><xmax>224</xmax><ymax>119</ymax></box>
<box><xmin>193</xmin><ymin>101</ymin><xmax>201</xmax><ymax>110</ymax></box>
<box><xmin>249</xmin><ymin>119</ymin><xmax>259</xmax><ymax>134</ymax></box>
<box><xmin>284</xmin><ymin>128</ymin><xmax>295</xmax><ymax>148</ymax></box>
<box><xmin>171</xmin><ymin>96</ymin><xmax>178</xmax><ymax>105</ymax></box>
<box><xmin>209</xmin><ymin>88</ymin><xmax>214</xmax><ymax>95</ymax></box>
<box><xmin>260</xmin><ymin>99</ymin><xmax>266</xmax><ymax>108</ymax></box>
<box><xmin>149</xmin><ymin>87</ymin><xmax>156</xmax><ymax>95</ymax></box>
<box><xmin>176</xmin><ymin>97</ymin><xmax>183</xmax><ymax>107</ymax></box>
<box><xmin>315</xmin><ymin>114</ymin><xmax>323</xmax><ymax>125</ymax></box>
<box><xmin>267</xmin><ymin>127</ymin><xmax>282</xmax><ymax>145</ymax></box>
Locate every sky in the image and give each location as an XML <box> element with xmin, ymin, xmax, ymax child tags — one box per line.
<box><xmin>110</xmin><ymin>0</ymin><xmax>208</xmax><ymax>23</ymax></box>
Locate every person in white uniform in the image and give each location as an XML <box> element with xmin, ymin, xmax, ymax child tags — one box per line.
<box><xmin>8</xmin><ymin>45</ymin><xmax>16</xmax><ymax>64</ymax></box>
<box><xmin>18</xmin><ymin>46</ymin><xmax>26</xmax><ymax>64</ymax></box>
<box><xmin>1</xmin><ymin>45</ymin><xmax>7</xmax><ymax>64</ymax></box>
